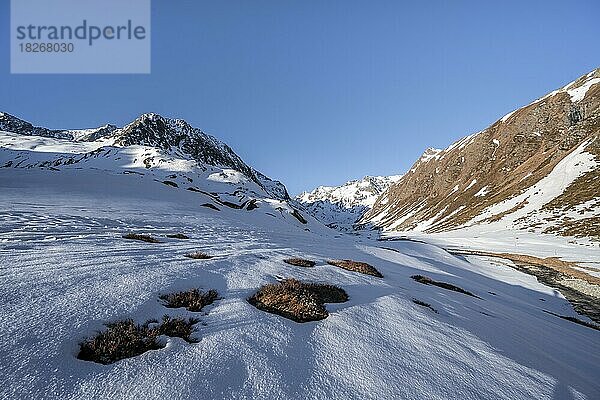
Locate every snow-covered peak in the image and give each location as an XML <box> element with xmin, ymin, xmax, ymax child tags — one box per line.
<box><xmin>296</xmin><ymin>175</ymin><xmax>402</xmax><ymax>231</ymax></box>
<box><xmin>298</xmin><ymin>175</ymin><xmax>402</xmax><ymax>209</ymax></box>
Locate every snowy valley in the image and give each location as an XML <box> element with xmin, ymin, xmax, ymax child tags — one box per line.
<box><xmin>1</xmin><ymin>69</ymin><xmax>600</xmax><ymax>400</ymax></box>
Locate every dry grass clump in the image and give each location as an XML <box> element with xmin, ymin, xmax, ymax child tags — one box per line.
<box><xmin>283</xmin><ymin>258</ymin><xmax>316</xmax><ymax>268</ymax></box>
<box><xmin>327</xmin><ymin>259</ymin><xmax>383</xmax><ymax>277</ymax></box>
<box><xmin>167</xmin><ymin>233</ymin><xmax>189</xmax><ymax>239</ymax></box>
<box><xmin>78</xmin><ymin>316</ymin><xmax>201</xmax><ymax>364</ymax></box>
<box><xmin>248</xmin><ymin>278</ymin><xmax>348</xmax><ymax>322</ymax></box>
<box><xmin>411</xmin><ymin>275</ymin><xmax>479</xmax><ymax>298</ymax></box>
<box><xmin>156</xmin><ymin>315</ymin><xmax>200</xmax><ymax>342</ymax></box>
<box><xmin>78</xmin><ymin>319</ymin><xmax>161</xmax><ymax>365</ymax></box>
<box><xmin>122</xmin><ymin>233</ymin><xmax>161</xmax><ymax>243</ymax></box>
<box><xmin>160</xmin><ymin>288</ymin><xmax>219</xmax><ymax>312</ymax></box>
<box><xmin>184</xmin><ymin>251</ymin><xmax>213</xmax><ymax>260</ymax></box>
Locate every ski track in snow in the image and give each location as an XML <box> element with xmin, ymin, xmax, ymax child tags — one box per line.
<box><xmin>0</xmin><ymin>169</ymin><xmax>599</xmax><ymax>400</ymax></box>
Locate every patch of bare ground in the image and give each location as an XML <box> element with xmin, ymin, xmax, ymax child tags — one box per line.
<box><xmin>200</xmin><ymin>203</ymin><xmax>220</xmax><ymax>211</ymax></box>
<box><xmin>122</xmin><ymin>233</ymin><xmax>160</xmax><ymax>243</ymax></box>
<box><xmin>544</xmin><ymin>216</ymin><xmax>600</xmax><ymax>240</ymax></box>
<box><xmin>184</xmin><ymin>251</ymin><xmax>213</xmax><ymax>260</ymax></box>
<box><xmin>162</xmin><ymin>180</ymin><xmax>178</xmax><ymax>187</ymax></box>
<box><xmin>412</xmin><ymin>299</ymin><xmax>438</xmax><ymax>313</ymax></box>
<box><xmin>78</xmin><ymin>316</ymin><xmax>200</xmax><ymax>364</ymax></box>
<box><xmin>327</xmin><ymin>259</ymin><xmax>383</xmax><ymax>277</ymax></box>
<box><xmin>248</xmin><ymin>278</ymin><xmax>348</xmax><ymax>322</ymax></box>
<box><xmin>160</xmin><ymin>288</ymin><xmax>219</xmax><ymax>312</ymax></box>
<box><xmin>448</xmin><ymin>249</ymin><xmax>600</xmax><ymax>323</ymax></box>
<box><xmin>283</xmin><ymin>258</ymin><xmax>316</xmax><ymax>268</ymax></box>
<box><xmin>166</xmin><ymin>233</ymin><xmax>189</xmax><ymax>239</ymax></box>
<box><xmin>411</xmin><ymin>275</ymin><xmax>480</xmax><ymax>298</ymax></box>
<box><xmin>291</xmin><ymin>209</ymin><xmax>307</xmax><ymax>224</ymax></box>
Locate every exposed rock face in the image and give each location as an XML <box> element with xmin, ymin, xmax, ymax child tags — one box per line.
<box><xmin>363</xmin><ymin>69</ymin><xmax>600</xmax><ymax>238</ymax></box>
<box><xmin>296</xmin><ymin>175</ymin><xmax>402</xmax><ymax>231</ymax></box>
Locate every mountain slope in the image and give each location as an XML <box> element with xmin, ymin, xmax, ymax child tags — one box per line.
<box><xmin>363</xmin><ymin>69</ymin><xmax>600</xmax><ymax>239</ymax></box>
<box><xmin>296</xmin><ymin>175</ymin><xmax>402</xmax><ymax>231</ymax></box>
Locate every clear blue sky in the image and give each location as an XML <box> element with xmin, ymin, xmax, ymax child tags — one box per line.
<box><xmin>1</xmin><ymin>1</ymin><xmax>598</xmax><ymax>195</ymax></box>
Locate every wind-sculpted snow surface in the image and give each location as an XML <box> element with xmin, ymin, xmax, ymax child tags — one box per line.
<box><xmin>0</xmin><ymin>168</ymin><xmax>599</xmax><ymax>400</ymax></box>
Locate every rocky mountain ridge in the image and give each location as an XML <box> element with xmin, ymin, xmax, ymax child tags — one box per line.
<box><xmin>362</xmin><ymin>68</ymin><xmax>600</xmax><ymax>240</ymax></box>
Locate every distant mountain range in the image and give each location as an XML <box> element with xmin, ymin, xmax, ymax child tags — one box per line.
<box><xmin>2</xmin><ymin>67</ymin><xmax>598</xmax><ymax>242</ymax></box>
<box><xmin>295</xmin><ymin>175</ymin><xmax>402</xmax><ymax>231</ymax></box>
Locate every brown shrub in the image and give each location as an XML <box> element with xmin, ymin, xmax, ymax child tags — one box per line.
<box><xmin>327</xmin><ymin>259</ymin><xmax>383</xmax><ymax>277</ymax></box>
<box><xmin>122</xmin><ymin>233</ymin><xmax>160</xmax><ymax>243</ymax></box>
<box><xmin>411</xmin><ymin>275</ymin><xmax>479</xmax><ymax>298</ymax></box>
<box><xmin>78</xmin><ymin>319</ymin><xmax>162</xmax><ymax>365</ymax></box>
<box><xmin>167</xmin><ymin>233</ymin><xmax>189</xmax><ymax>239</ymax></box>
<box><xmin>248</xmin><ymin>278</ymin><xmax>348</xmax><ymax>323</ymax></box>
<box><xmin>184</xmin><ymin>251</ymin><xmax>213</xmax><ymax>260</ymax></box>
<box><xmin>78</xmin><ymin>316</ymin><xmax>201</xmax><ymax>364</ymax></box>
<box><xmin>283</xmin><ymin>258</ymin><xmax>316</xmax><ymax>268</ymax></box>
<box><xmin>160</xmin><ymin>288</ymin><xmax>219</xmax><ymax>312</ymax></box>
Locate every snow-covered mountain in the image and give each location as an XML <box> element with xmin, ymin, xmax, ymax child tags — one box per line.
<box><xmin>0</xmin><ymin>113</ymin><xmax>318</xmax><ymax>229</ymax></box>
<box><xmin>363</xmin><ymin>68</ymin><xmax>600</xmax><ymax>241</ymax></box>
<box><xmin>296</xmin><ymin>175</ymin><xmax>402</xmax><ymax>231</ymax></box>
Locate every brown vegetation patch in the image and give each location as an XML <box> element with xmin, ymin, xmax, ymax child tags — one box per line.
<box><xmin>78</xmin><ymin>316</ymin><xmax>201</xmax><ymax>364</ymax></box>
<box><xmin>184</xmin><ymin>251</ymin><xmax>213</xmax><ymax>260</ymax></box>
<box><xmin>327</xmin><ymin>259</ymin><xmax>383</xmax><ymax>277</ymax></box>
<box><xmin>248</xmin><ymin>278</ymin><xmax>348</xmax><ymax>322</ymax></box>
<box><xmin>78</xmin><ymin>319</ymin><xmax>161</xmax><ymax>365</ymax></box>
<box><xmin>411</xmin><ymin>275</ymin><xmax>479</xmax><ymax>298</ymax></box>
<box><xmin>122</xmin><ymin>233</ymin><xmax>160</xmax><ymax>243</ymax></box>
<box><xmin>283</xmin><ymin>258</ymin><xmax>316</xmax><ymax>268</ymax></box>
<box><xmin>544</xmin><ymin>216</ymin><xmax>600</xmax><ymax>240</ymax></box>
<box><xmin>160</xmin><ymin>288</ymin><xmax>219</xmax><ymax>312</ymax></box>
<box><xmin>155</xmin><ymin>315</ymin><xmax>200</xmax><ymax>342</ymax></box>
<box><xmin>167</xmin><ymin>233</ymin><xmax>189</xmax><ymax>239</ymax></box>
